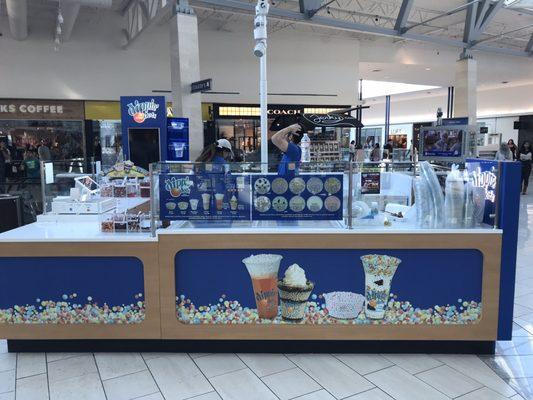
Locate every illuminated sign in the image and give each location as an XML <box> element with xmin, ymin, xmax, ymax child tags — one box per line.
<box><xmin>471</xmin><ymin>166</ymin><xmax>497</xmax><ymax>202</ymax></box>
<box><xmin>127</xmin><ymin>99</ymin><xmax>160</xmax><ymax>124</ymax></box>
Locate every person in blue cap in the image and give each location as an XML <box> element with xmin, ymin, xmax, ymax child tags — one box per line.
<box><xmin>271</xmin><ymin>123</ymin><xmax>302</xmax><ymax>177</ymax></box>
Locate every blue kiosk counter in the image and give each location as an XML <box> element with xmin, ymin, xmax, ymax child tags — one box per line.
<box><xmin>0</xmin><ymin>159</ymin><xmax>520</xmax><ymax>353</ymax></box>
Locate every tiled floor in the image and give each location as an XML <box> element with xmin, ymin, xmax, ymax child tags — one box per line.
<box><xmin>1</xmin><ymin>193</ymin><xmax>533</xmax><ymax>400</ymax></box>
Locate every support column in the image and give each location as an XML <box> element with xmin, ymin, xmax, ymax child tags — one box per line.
<box><xmin>454</xmin><ymin>53</ymin><xmax>477</xmax><ymax>125</ymax></box>
<box><xmin>170</xmin><ymin>4</ymin><xmax>203</xmax><ymax>161</ymax></box>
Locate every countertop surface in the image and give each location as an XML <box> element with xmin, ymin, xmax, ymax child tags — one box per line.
<box><xmin>0</xmin><ymin>218</ymin><xmax>502</xmax><ymax>242</ymax></box>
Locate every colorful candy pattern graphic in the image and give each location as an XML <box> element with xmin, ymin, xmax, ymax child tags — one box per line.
<box><xmin>176</xmin><ymin>293</ymin><xmax>481</xmax><ymax>325</ymax></box>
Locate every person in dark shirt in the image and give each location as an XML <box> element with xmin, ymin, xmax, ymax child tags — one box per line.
<box><xmin>519</xmin><ymin>141</ymin><xmax>532</xmax><ymax>195</ymax></box>
<box><xmin>271</xmin><ymin>123</ymin><xmax>302</xmax><ymax>177</ymax></box>
<box><xmin>0</xmin><ymin>141</ymin><xmax>6</xmax><ymax>194</ymax></box>
<box><xmin>23</xmin><ymin>150</ymin><xmax>40</xmax><ymax>179</ymax></box>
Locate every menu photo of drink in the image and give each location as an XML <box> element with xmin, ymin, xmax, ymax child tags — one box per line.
<box><xmin>361</xmin><ymin>172</ymin><xmax>381</xmax><ymax>194</ymax></box>
<box><xmin>175</xmin><ymin>248</ymin><xmax>483</xmax><ymax>325</ymax></box>
<box><xmin>251</xmin><ymin>174</ymin><xmax>344</xmax><ymax>221</ymax></box>
<box><xmin>159</xmin><ymin>172</ymin><xmax>251</xmax><ymax>221</ymax></box>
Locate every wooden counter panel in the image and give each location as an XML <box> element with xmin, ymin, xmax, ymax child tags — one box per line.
<box><xmin>0</xmin><ymin>242</ymin><xmax>161</xmax><ymax>339</ymax></box>
<box><xmin>159</xmin><ymin>233</ymin><xmax>502</xmax><ymax>341</ymax></box>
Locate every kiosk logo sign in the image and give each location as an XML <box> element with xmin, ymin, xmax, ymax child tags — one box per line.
<box><xmin>165</xmin><ymin>176</ymin><xmax>194</xmax><ymax>198</ymax></box>
<box><xmin>471</xmin><ymin>166</ymin><xmax>497</xmax><ymax>202</ymax></box>
<box><xmin>127</xmin><ymin>98</ymin><xmax>160</xmax><ymax>123</ymax></box>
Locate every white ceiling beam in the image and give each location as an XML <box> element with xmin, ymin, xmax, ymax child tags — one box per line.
<box><xmin>122</xmin><ymin>0</ymin><xmax>175</xmax><ymax>48</ymax></box>
<box><xmin>61</xmin><ymin>2</ymin><xmax>82</xmax><ymax>41</ymax></box>
<box><xmin>526</xmin><ymin>33</ymin><xmax>533</xmax><ymax>53</ymax></box>
<box><xmin>477</xmin><ymin>0</ymin><xmax>504</xmax><ymax>34</ymax></box>
<box><xmin>463</xmin><ymin>0</ymin><xmax>478</xmax><ymax>43</ymax></box>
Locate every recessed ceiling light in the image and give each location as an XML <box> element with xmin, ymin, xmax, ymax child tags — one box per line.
<box><xmin>372</xmin><ymin>69</ymin><xmax>382</xmax><ymax>72</ymax></box>
<box><xmin>502</xmin><ymin>81</ymin><xmax>509</xmax><ymax>84</ymax></box>
<box><xmin>425</xmin><ymin>68</ymin><xmax>431</xmax><ymax>71</ymax></box>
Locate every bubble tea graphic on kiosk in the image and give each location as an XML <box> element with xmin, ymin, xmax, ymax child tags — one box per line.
<box><xmin>242</xmin><ymin>254</ymin><xmax>282</xmax><ymax>319</ymax></box>
<box><xmin>360</xmin><ymin>254</ymin><xmax>401</xmax><ymax>319</ymax></box>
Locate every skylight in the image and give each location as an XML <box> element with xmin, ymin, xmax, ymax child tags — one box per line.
<box><xmin>361</xmin><ymin>80</ymin><xmax>440</xmax><ymax>99</ymax></box>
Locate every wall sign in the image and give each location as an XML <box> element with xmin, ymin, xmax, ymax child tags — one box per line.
<box><xmin>0</xmin><ymin>99</ymin><xmax>84</xmax><ymax>120</ymax></box>
<box><xmin>120</xmin><ymin>96</ymin><xmax>166</xmax><ymax>160</ymax></box>
<box><xmin>361</xmin><ymin>172</ymin><xmax>381</xmax><ymax>194</ymax></box>
<box><xmin>191</xmin><ymin>79</ymin><xmax>213</xmax><ymax>94</ymax></box>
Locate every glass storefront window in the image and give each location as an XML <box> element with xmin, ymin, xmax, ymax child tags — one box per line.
<box><xmin>0</xmin><ymin>119</ymin><xmax>84</xmax><ymax>161</ymax></box>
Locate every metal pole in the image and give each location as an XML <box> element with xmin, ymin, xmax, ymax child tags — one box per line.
<box><xmin>260</xmin><ymin>52</ymin><xmax>268</xmax><ymax>174</ymax></box>
<box><xmin>40</xmin><ymin>161</ymin><xmax>47</xmax><ymax>215</ymax></box>
<box><xmin>347</xmin><ymin>161</ymin><xmax>353</xmax><ymax>229</ymax></box>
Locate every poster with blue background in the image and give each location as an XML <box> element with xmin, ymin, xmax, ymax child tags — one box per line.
<box><xmin>159</xmin><ymin>172</ymin><xmax>251</xmax><ymax>221</ymax></box>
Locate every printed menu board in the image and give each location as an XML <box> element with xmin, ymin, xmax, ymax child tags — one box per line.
<box><xmin>159</xmin><ymin>172</ymin><xmax>251</xmax><ymax>221</ymax></box>
<box><xmin>251</xmin><ymin>174</ymin><xmax>343</xmax><ymax>220</ymax></box>
<box><xmin>361</xmin><ymin>172</ymin><xmax>381</xmax><ymax>194</ymax></box>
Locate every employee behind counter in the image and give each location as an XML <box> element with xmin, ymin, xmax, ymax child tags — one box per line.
<box><xmin>271</xmin><ymin>123</ymin><xmax>302</xmax><ymax>177</ymax></box>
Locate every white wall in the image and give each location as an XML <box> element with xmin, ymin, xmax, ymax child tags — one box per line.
<box><xmin>0</xmin><ymin>12</ymin><xmax>359</xmax><ymax>107</ymax></box>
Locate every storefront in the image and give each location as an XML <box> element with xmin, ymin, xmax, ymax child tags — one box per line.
<box><xmin>212</xmin><ymin>103</ymin><xmax>352</xmax><ymax>162</ymax></box>
<box><xmin>0</xmin><ymin>98</ymin><xmax>85</xmax><ymax>163</ymax></box>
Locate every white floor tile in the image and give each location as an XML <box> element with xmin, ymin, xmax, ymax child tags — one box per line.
<box><xmin>515</xmin><ymin>305</ymin><xmax>533</xmax><ymax>318</ymax></box>
<box><xmin>190</xmin><ymin>392</ymin><xmax>222</xmax><ymax>399</ymax></box>
<box><xmin>382</xmin><ymin>354</ymin><xmax>443</xmax><ymax>374</ymax></box>
<box><xmin>510</xmin><ymin>394</ymin><xmax>526</xmax><ymax>400</ymax></box>
<box><xmin>489</xmin><ymin>355</ymin><xmax>533</xmax><ymax>379</ymax></box>
<box><xmin>238</xmin><ymin>353</ymin><xmax>295</xmax><ymax>377</ymax></box>
<box><xmin>49</xmin><ymin>372</ymin><xmax>106</xmax><ymax>400</ymax></box>
<box><xmin>515</xmin><ymin>293</ymin><xmax>533</xmax><ymax>310</ymax></box>
<box><xmin>365</xmin><ymin>366</ymin><xmax>448</xmax><ymax>400</ymax></box>
<box><xmin>146</xmin><ymin>354</ymin><xmax>213</xmax><ymax>400</ymax></box>
<box><xmin>0</xmin><ymin>342</ymin><xmax>6</xmax><ymax>354</ymax></box>
<box><xmin>194</xmin><ymin>354</ymin><xmax>247</xmax><ymax>378</ymax></box>
<box><xmin>16</xmin><ymin>373</ymin><xmax>49</xmax><ymax>400</ymax></box>
<box><xmin>262</xmin><ymin>368</ymin><xmax>321</xmax><ymax>400</ymax></box>
<box><xmin>0</xmin><ymin>370</ymin><xmax>15</xmax><ymax>394</ymax></box>
<box><xmin>17</xmin><ymin>353</ymin><xmax>46</xmax><ymax>379</ymax></box>
<box><xmin>102</xmin><ymin>370</ymin><xmax>158</xmax><ymax>400</ymax></box>
<box><xmin>416</xmin><ymin>365</ymin><xmax>482</xmax><ymax>398</ymax></box>
<box><xmin>334</xmin><ymin>354</ymin><xmax>393</xmax><ymax>376</ymax></box>
<box><xmin>46</xmin><ymin>353</ymin><xmax>82</xmax><ymax>363</ymax></box>
<box><xmin>0</xmin><ymin>354</ymin><xmax>16</xmax><ymax>373</ymax></box>
<box><xmin>288</xmin><ymin>354</ymin><xmax>374</xmax><ymax>399</ymax></box>
<box><xmin>209</xmin><ymin>369</ymin><xmax>277</xmax><ymax>400</ymax></box>
<box><xmin>434</xmin><ymin>354</ymin><xmax>516</xmax><ymax>397</ymax></box>
<box><xmin>47</xmin><ymin>355</ymin><xmax>97</xmax><ymax>383</ymax></box>
<box><xmin>292</xmin><ymin>390</ymin><xmax>336</xmax><ymax>400</ymax></box>
<box><xmin>0</xmin><ymin>392</ymin><xmax>14</xmax><ymax>400</ymax></box>
<box><xmin>189</xmin><ymin>353</ymin><xmax>212</xmax><ymax>359</ymax></box>
<box><xmin>141</xmin><ymin>353</ymin><xmax>167</xmax><ymax>361</ymax></box>
<box><xmin>345</xmin><ymin>388</ymin><xmax>394</xmax><ymax>400</ymax></box>
<box><xmin>456</xmin><ymin>387</ymin><xmax>508</xmax><ymax>400</ymax></box>
<box><xmin>132</xmin><ymin>393</ymin><xmax>164</xmax><ymax>400</ymax></box>
<box><xmin>95</xmin><ymin>353</ymin><xmax>147</xmax><ymax>381</ymax></box>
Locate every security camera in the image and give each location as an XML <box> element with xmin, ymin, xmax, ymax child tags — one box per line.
<box><xmin>254</xmin><ymin>41</ymin><xmax>267</xmax><ymax>57</ymax></box>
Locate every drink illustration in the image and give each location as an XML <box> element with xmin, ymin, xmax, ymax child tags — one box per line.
<box><xmin>360</xmin><ymin>254</ymin><xmax>401</xmax><ymax>319</ymax></box>
<box><xmin>215</xmin><ymin>193</ymin><xmax>225</xmax><ymax>211</ymax></box>
<box><xmin>201</xmin><ymin>193</ymin><xmax>211</xmax><ymax>211</ymax></box>
<box><xmin>277</xmin><ymin>264</ymin><xmax>314</xmax><ymax>321</ymax></box>
<box><xmin>230</xmin><ymin>195</ymin><xmax>238</xmax><ymax>211</ymax></box>
<box><xmin>242</xmin><ymin>254</ymin><xmax>282</xmax><ymax>319</ymax></box>
<box><xmin>189</xmin><ymin>199</ymin><xmax>199</xmax><ymax>211</ymax></box>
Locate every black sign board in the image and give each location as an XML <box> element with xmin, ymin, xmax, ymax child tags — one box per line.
<box><xmin>191</xmin><ymin>79</ymin><xmax>212</xmax><ymax>93</ymax></box>
<box><xmin>270</xmin><ymin>112</ymin><xmax>364</xmax><ymax>132</ymax></box>
<box><xmin>480</xmin><ymin>127</ymin><xmax>489</xmax><ymax>134</ymax></box>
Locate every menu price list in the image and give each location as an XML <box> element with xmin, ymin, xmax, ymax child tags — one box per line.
<box><xmin>251</xmin><ymin>174</ymin><xmax>343</xmax><ymax>221</ymax></box>
<box><xmin>159</xmin><ymin>173</ymin><xmax>251</xmax><ymax>221</ymax></box>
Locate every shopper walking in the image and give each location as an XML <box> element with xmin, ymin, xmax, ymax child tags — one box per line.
<box><xmin>519</xmin><ymin>141</ymin><xmax>532</xmax><ymax>195</ymax></box>
<box><xmin>349</xmin><ymin>140</ymin><xmax>356</xmax><ymax>162</ymax></box>
<box><xmin>383</xmin><ymin>139</ymin><xmax>393</xmax><ymax>159</ymax></box>
<box><xmin>370</xmin><ymin>143</ymin><xmax>381</xmax><ymax>162</ymax></box>
<box><xmin>271</xmin><ymin>123</ymin><xmax>302</xmax><ymax>177</ymax></box>
<box><xmin>508</xmin><ymin>139</ymin><xmax>518</xmax><ymax>160</ymax></box>
<box><xmin>38</xmin><ymin>140</ymin><xmax>52</xmax><ymax>161</ymax></box>
<box><xmin>495</xmin><ymin>142</ymin><xmax>513</xmax><ymax>161</ymax></box>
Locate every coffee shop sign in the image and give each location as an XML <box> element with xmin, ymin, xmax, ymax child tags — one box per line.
<box><xmin>0</xmin><ymin>103</ymin><xmax>64</xmax><ymax>114</ymax></box>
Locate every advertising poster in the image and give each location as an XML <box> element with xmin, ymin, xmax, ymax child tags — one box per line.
<box><xmin>160</xmin><ymin>172</ymin><xmax>251</xmax><ymax>221</ymax></box>
<box><xmin>466</xmin><ymin>159</ymin><xmax>498</xmax><ymax>226</ymax></box>
<box><xmin>361</xmin><ymin>172</ymin><xmax>381</xmax><ymax>194</ymax></box>
<box><xmin>0</xmin><ymin>257</ymin><xmax>145</xmax><ymax>324</ymax></box>
<box><xmin>251</xmin><ymin>174</ymin><xmax>343</xmax><ymax>221</ymax></box>
<box><xmin>175</xmin><ymin>249</ymin><xmax>482</xmax><ymax>326</ymax></box>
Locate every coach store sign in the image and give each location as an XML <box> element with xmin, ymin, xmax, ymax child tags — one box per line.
<box><xmin>0</xmin><ymin>99</ymin><xmax>85</xmax><ymax>120</ymax></box>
